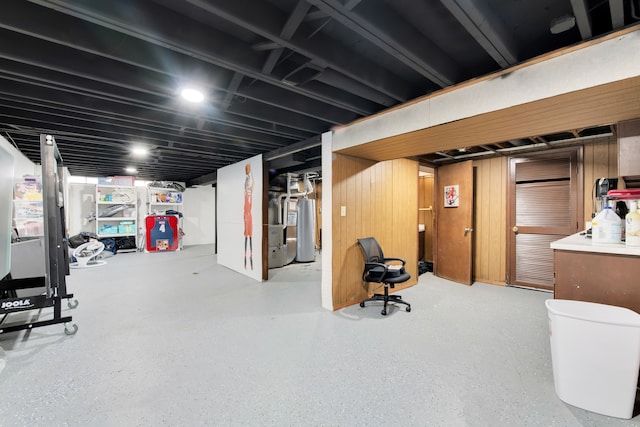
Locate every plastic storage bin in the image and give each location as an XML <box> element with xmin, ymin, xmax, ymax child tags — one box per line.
<box><xmin>118</xmin><ymin>221</ymin><xmax>135</xmax><ymax>234</ymax></box>
<box><xmin>545</xmin><ymin>299</ymin><xmax>640</xmax><ymax>419</ymax></box>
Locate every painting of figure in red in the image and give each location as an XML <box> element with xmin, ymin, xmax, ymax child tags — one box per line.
<box><xmin>244</xmin><ymin>163</ymin><xmax>253</xmax><ymax>269</ymax></box>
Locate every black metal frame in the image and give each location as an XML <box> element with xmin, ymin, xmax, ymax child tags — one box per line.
<box><xmin>0</xmin><ymin>134</ymin><xmax>78</xmax><ymax>335</ymax></box>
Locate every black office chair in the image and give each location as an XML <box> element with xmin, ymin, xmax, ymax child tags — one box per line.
<box><xmin>357</xmin><ymin>237</ymin><xmax>411</xmax><ymax>315</ymax></box>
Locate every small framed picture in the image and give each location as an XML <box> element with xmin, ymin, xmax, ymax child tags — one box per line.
<box><xmin>444</xmin><ymin>185</ymin><xmax>459</xmax><ymax>207</ymax></box>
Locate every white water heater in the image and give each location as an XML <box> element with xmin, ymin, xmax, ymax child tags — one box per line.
<box><xmin>296</xmin><ymin>198</ymin><xmax>315</xmax><ymax>262</ymax></box>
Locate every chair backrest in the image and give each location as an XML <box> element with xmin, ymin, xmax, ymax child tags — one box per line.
<box><xmin>357</xmin><ymin>237</ymin><xmax>384</xmax><ymax>263</ymax></box>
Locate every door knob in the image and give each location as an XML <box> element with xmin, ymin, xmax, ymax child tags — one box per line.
<box><xmin>464</xmin><ymin>227</ymin><xmax>473</xmax><ymax>235</ymax></box>
<box><xmin>512</xmin><ymin>226</ymin><xmax>519</xmax><ymax>234</ymax></box>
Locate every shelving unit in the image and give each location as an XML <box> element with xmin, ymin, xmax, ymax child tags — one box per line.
<box><xmin>146</xmin><ymin>186</ymin><xmax>184</xmax><ymax>251</ymax></box>
<box><xmin>147</xmin><ymin>186</ymin><xmax>183</xmax><ymax>214</ymax></box>
<box><xmin>95</xmin><ymin>184</ymin><xmax>137</xmax><ymax>244</ymax></box>
<box><xmin>13</xmin><ymin>177</ymin><xmax>44</xmax><ymax>238</ymax></box>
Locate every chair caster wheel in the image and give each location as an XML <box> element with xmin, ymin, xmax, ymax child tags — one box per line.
<box><xmin>359</xmin><ymin>302</ymin><xmax>365</xmax><ymax>307</ymax></box>
<box><xmin>381</xmin><ymin>309</ymin><xmax>387</xmax><ymax>316</ymax></box>
<box><xmin>406</xmin><ymin>306</ymin><xmax>411</xmax><ymax>312</ymax></box>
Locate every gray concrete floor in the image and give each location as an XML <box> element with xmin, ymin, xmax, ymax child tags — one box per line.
<box><xmin>0</xmin><ymin>244</ymin><xmax>638</xmax><ymax>426</ymax></box>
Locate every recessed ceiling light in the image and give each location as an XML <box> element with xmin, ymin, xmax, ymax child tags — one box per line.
<box><xmin>181</xmin><ymin>88</ymin><xmax>205</xmax><ymax>103</ymax></box>
<box><xmin>132</xmin><ymin>146</ymin><xmax>148</xmax><ymax>156</ymax></box>
<box><xmin>125</xmin><ymin>167</ymin><xmax>138</xmax><ymax>174</ymax></box>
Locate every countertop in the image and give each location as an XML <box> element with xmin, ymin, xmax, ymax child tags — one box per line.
<box><xmin>550</xmin><ymin>231</ymin><xmax>640</xmax><ymax>256</ymax></box>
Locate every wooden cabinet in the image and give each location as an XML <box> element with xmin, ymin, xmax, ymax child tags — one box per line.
<box><xmin>554</xmin><ymin>249</ymin><xmax>640</xmax><ymax>313</ymax></box>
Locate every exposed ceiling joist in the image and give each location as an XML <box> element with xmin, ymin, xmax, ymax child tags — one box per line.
<box><xmin>570</xmin><ymin>0</ymin><xmax>592</xmax><ymax>39</ymax></box>
<box><xmin>439</xmin><ymin>0</ymin><xmax>518</xmax><ymax>67</ymax></box>
<box><xmin>610</xmin><ymin>0</ymin><xmax>625</xmax><ymax>29</ymax></box>
<box><xmin>307</xmin><ymin>0</ymin><xmax>458</xmax><ymax>87</ymax></box>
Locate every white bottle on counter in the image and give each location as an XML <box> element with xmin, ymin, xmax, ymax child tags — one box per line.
<box><xmin>591</xmin><ymin>206</ymin><xmax>622</xmax><ymax>244</ymax></box>
<box><xmin>625</xmin><ymin>201</ymin><xmax>640</xmax><ymax>247</ymax></box>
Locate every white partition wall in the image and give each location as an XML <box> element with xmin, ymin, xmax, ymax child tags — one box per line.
<box><xmin>0</xmin><ymin>142</ymin><xmax>14</xmax><ymax>279</ymax></box>
<box><xmin>320</xmin><ymin>131</ymin><xmax>333</xmax><ymax>310</ymax></box>
<box><xmin>182</xmin><ymin>186</ymin><xmax>216</xmax><ymax>246</ymax></box>
<box><xmin>217</xmin><ymin>155</ymin><xmax>263</xmax><ymax>281</ymax></box>
<box><xmin>0</xmin><ymin>135</ymin><xmax>39</xmax><ymax>178</ymax></box>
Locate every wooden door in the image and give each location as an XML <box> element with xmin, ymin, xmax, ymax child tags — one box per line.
<box><xmin>507</xmin><ymin>148</ymin><xmax>581</xmax><ymax>290</ymax></box>
<box><xmin>435</xmin><ymin>161</ymin><xmax>474</xmax><ymax>285</ymax></box>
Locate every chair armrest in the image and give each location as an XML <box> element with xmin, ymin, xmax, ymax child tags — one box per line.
<box><xmin>364</xmin><ymin>262</ymin><xmax>388</xmax><ymax>271</ymax></box>
<box><xmin>383</xmin><ymin>257</ymin><xmax>406</xmax><ymax>266</ymax></box>
<box><xmin>363</xmin><ymin>262</ymin><xmax>388</xmax><ymax>282</ymax></box>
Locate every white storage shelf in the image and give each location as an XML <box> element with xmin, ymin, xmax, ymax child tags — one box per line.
<box><xmin>96</xmin><ymin>184</ymin><xmax>137</xmax><ymax>238</ymax></box>
<box><xmin>145</xmin><ymin>186</ymin><xmax>184</xmax><ymax>251</ymax></box>
<box><xmin>147</xmin><ymin>187</ymin><xmax>183</xmax><ymax>213</ymax></box>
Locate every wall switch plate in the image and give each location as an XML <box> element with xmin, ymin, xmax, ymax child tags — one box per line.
<box><xmin>340</xmin><ymin>206</ymin><xmax>346</xmax><ymax>216</ymax></box>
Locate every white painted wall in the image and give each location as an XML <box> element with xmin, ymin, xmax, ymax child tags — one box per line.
<box><xmin>0</xmin><ymin>135</ymin><xmax>39</xmax><ymax>178</ymax></box>
<box><xmin>182</xmin><ymin>185</ymin><xmax>216</xmax><ymax>246</ymax></box>
<box><xmin>320</xmin><ymin>132</ymin><xmax>333</xmax><ymax>310</ymax></box>
<box><xmin>67</xmin><ymin>183</ymin><xmax>97</xmax><ymax>236</ymax></box>
<box><xmin>68</xmin><ymin>183</ymin><xmax>217</xmax><ymax>246</ymax></box>
<box><xmin>0</xmin><ymin>141</ymin><xmax>14</xmax><ymax>279</ymax></box>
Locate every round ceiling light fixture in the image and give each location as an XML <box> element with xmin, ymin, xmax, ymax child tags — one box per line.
<box><xmin>550</xmin><ymin>15</ymin><xmax>576</xmax><ymax>34</ymax></box>
<box><xmin>125</xmin><ymin>166</ymin><xmax>138</xmax><ymax>174</ymax></box>
<box><xmin>181</xmin><ymin>88</ymin><xmax>205</xmax><ymax>103</ymax></box>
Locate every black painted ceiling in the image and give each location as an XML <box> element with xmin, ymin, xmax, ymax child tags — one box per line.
<box><xmin>0</xmin><ymin>0</ymin><xmax>637</xmax><ymax>184</ymax></box>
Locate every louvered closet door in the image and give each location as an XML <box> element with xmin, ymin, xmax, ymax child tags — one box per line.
<box><xmin>508</xmin><ymin>149</ymin><xmax>580</xmax><ymax>290</ymax></box>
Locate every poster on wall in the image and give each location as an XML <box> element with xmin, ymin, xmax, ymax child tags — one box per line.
<box><xmin>217</xmin><ymin>154</ymin><xmax>263</xmax><ymax>281</ymax></box>
<box><xmin>444</xmin><ymin>184</ymin><xmax>459</xmax><ymax>207</ymax></box>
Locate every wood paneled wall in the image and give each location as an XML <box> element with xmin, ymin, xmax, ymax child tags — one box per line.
<box><xmin>473</xmin><ymin>157</ymin><xmax>508</xmax><ymax>284</ymax></box>
<box><xmin>332</xmin><ymin>154</ymin><xmax>418</xmax><ymax>309</ymax></box>
<box><xmin>582</xmin><ymin>137</ymin><xmax>618</xmax><ymax>226</ymax></box>
<box><xmin>471</xmin><ymin>141</ymin><xmax>617</xmax><ymax>285</ymax></box>
<box><xmin>328</xmin><ymin>141</ymin><xmax>618</xmax><ymax>295</ymax></box>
